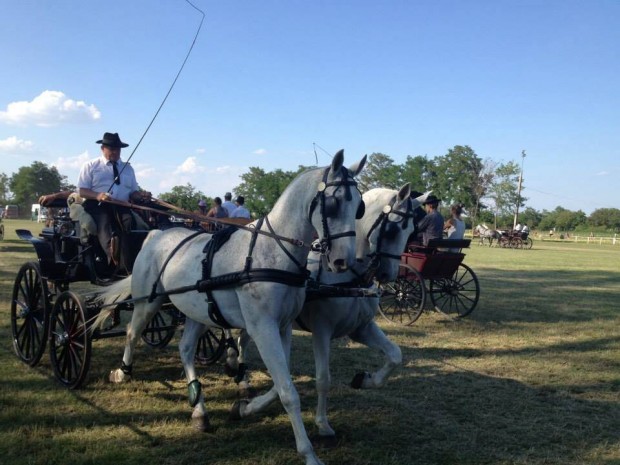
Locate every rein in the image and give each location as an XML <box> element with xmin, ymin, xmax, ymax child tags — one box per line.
<box><xmin>102</xmin><ymin>197</ymin><xmax>308</xmax><ymax>249</ymax></box>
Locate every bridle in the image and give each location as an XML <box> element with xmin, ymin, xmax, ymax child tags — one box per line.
<box><xmin>365</xmin><ymin>195</ymin><xmax>415</xmax><ymax>262</ymax></box>
<box><xmin>308</xmin><ymin>165</ymin><xmax>364</xmax><ymax>256</ymax></box>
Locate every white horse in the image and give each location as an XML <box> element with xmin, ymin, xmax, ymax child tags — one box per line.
<box><xmin>226</xmin><ymin>185</ymin><xmax>429</xmax><ymax>445</ymax></box>
<box><xmin>94</xmin><ymin>150</ymin><xmax>366</xmax><ymax>465</ymax></box>
<box><xmin>474</xmin><ymin>224</ymin><xmax>500</xmax><ymax>247</ymax></box>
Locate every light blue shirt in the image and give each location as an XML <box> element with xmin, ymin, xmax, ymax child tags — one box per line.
<box><xmin>77</xmin><ymin>156</ymin><xmax>139</xmax><ymax>202</ymax></box>
<box><xmin>230</xmin><ymin>205</ymin><xmax>250</xmax><ymax>219</ymax></box>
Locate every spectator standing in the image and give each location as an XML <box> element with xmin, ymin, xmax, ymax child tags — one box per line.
<box><xmin>222</xmin><ymin>192</ymin><xmax>236</xmax><ymax>216</ymax></box>
<box><xmin>230</xmin><ymin>195</ymin><xmax>251</xmax><ymax>219</ymax></box>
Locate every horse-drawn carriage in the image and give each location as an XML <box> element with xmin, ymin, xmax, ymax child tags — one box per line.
<box><xmin>498</xmin><ymin>230</ymin><xmax>533</xmax><ymax>249</ymax></box>
<box><xmin>10</xmin><ymin>195</ymin><xmax>227</xmax><ymax>389</ymax></box>
<box><xmin>378</xmin><ymin>238</ymin><xmax>480</xmax><ymax>325</ymax></box>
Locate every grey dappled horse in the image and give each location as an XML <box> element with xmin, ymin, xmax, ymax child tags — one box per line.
<box><xmin>474</xmin><ymin>224</ymin><xmax>501</xmax><ymax>247</ymax></box>
<box><xmin>94</xmin><ymin>151</ymin><xmax>366</xmax><ymax>465</ymax></box>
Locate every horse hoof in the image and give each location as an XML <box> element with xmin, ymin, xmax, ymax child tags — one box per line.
<box><xmin>191</xmin><ymin>415</ymin><xmax>214</xmax><ymax>433</ymax></box>
<box><xmin>109</xmin><ymin>369</ymin><xmax>130</xmax><ymax>384</ymax></box>
<box><xmin>229</xmin><ymin>399</ymin><xmax>249</xmax><ymax>421</ymax></box>
<box><xmin>311</xmin><ymin>434</ymin><xmax>339</xmax><ymax>449</ymax></box>
<box><xmin>224</xmin><ymin>363</ymin><xmax>238</xmax><ymax>378</ymax></box>
<box><xmin>350</xmin><ymin>371</ymin><xmax>369</xmax><ymax>389</ymax></box>
<box><xmin>239</xmin><ymin>387</ymin><xmax>257</xmax><ymax>399</ymax></box>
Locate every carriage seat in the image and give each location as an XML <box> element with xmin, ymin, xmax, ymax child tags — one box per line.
<box><xmin>66</xmin><ymin>193</ymin><xmax>149</xmax><ymax>244</ymax></box>
<box><xmin>407</xmin><ymin>238</ymin><xmax>471</xmax><ymax>254</ymax></box>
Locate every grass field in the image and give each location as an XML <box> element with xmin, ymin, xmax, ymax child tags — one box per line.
<box><xmin>0</xmin><ymin>219</ymin><xmax>618</xmax><ymax>465</ymax></box>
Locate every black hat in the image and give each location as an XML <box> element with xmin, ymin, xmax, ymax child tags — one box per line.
<box><xmin>96</xmin><ymin>132</ymin><xmax>129</xmax><ymax>148</ymax></box>
<box><xmin>422</xmin><ymin>195</ymin><xmax>441</xmax><ymax>205</ymax></box>
<box><xmin>236</xmin><ymin>195</ymin><xmax>245</xmax><ymax>205</ymax></box>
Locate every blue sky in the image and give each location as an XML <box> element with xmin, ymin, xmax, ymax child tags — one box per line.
<box><xmin>1</xmin><ymin>0</ymin><xmax>618</xmax><ymax>214</ymax></box>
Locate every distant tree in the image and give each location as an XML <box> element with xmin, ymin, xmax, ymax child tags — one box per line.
<box><xmin>519</xmin><ymin>207</ymin><xmax>543</xmax><ymax>229</ymax></box>
<box><xmin>9</xmin><ymin>162</ymin><xmax>70</xmax><ymax>214</ymax></box>
<box><xmin>486</xmin><ymin>161</ymin><xmax>526</xmax><ymax>223</ymax></box>
<box><xmin>538</xmin><ymin>207</ymin><xmax>586</xmax><ymax>231</ymax></box>
<box><xmin>0</xmin><ymin>172</ymin><xmax>10</xmax><ymax>204</ymax></box>
<box><xmin>159</xmin><ymin>183</ymin><xmax>207</xmax><ymax>212</ymax></box>
<box><xmin>357</xmin><ymin>153</ymin><xmax>400</xmax><ymax>192</ymax></box>
<box><xmin>587</xmin><ymin>208</ymin><xmax>620</xmax><ymax>230</ymax></box>
<box><xmin>396</xmin><ymin>155</ymin><xmax>432</xmax><ymax>192</ymax></box>
<box><xmin>234</xmin><ymin>166</ymin><xmax>308</xmax><ymax>217</ymax></box>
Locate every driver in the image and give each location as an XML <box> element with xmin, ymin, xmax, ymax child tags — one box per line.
<box><xmin>77</xmin><ymin>132</ymin><xmax>151</xmax><ymax>265</ymax></box>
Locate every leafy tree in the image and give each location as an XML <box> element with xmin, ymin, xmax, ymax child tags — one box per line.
<box><xmin>0</xmin><ymin>172</ymin><xmax>10</xmax><ymax>204</ymax></box>
<box><xmin>357</xmin><ymin>153</ymin><xmax>400</xmax><ymax>192</ymax></box>
<box><xmin>396</xmin><ymin>155</ymin><xmax>432</xmax><ymax>192</ymax></box>
<box><xmin>9</xmin><ymin>162</ymin><xmax>70</xmax><ymax>214</ymax></box>
<box><xmin>234</xmin><ymin>166</ymin><xmax>308</xmax><ymax>217</ymax></box>
<box><xmin>588</xmin><ymin>208</ymin><xmax>620</xmax><ymax>230</ymax></box>
<box><xmin>486</xmin><ymin>161</ymin><xmax>526</xmax><ymax>221</ymax></box>
<box><xmin>159</xmin><ymin>183</ymin><xmax>207</xmax><ymax>212</ymax></box>
<box><xmin>538</xmin><ymin>207</ymin><xmax>586</xmax><ymax>232</ymax></box>
<box><xmin>519</xmin><ymin>207</ymin><xmax>543</xmax><ymax>229</ymax></box>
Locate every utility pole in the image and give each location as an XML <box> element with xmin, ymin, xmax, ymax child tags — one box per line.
<box><xmin>513</xmin><ymin>150</ymin><xmax>526</xmax><ymax>229</ymax></box>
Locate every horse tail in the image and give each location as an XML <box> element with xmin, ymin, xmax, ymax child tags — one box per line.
<box><xmin>91</xmin><ymin>276</ymin><xmax>133</xmax><ymax>332</ymax></box>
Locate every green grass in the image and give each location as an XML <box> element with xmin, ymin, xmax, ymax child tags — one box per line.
<box><xmin>0</xmin><ymin>219</ymin><xmax>619</xmax><ymax>465</ymax></box>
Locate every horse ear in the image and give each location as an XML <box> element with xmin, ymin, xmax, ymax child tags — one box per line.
<box><xmin>411</xmin><ymin>190</ymin><xmax>431</xmax><ymax>208</ymax></box>
<box><xmin>349</xmin><ymin>154</ymin><xmax>367</xmax><ymax>177</ymax></box>
<box><xmin>331</xmin><ymin>149</ymin><xmax>344</xmax><ymax>172</ymax></box>
<box><xmin>398</xmin><ymin>183</ymin><xmax>411</xmax><ymax>201</ymax></box>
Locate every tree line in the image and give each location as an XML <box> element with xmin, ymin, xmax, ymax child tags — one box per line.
<box><xmin>2</xmin><ymin>146</ymin><xmax>619</xmax><ymax>232</ymax></box>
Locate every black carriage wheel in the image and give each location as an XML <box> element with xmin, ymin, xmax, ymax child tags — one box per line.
<box><xmin>11</xmin><ymin>262</ymin><xmax>50</xmax><ymax>366</ymax></box>
<box><xmin>511</xmin><ymin>237</ymin><xmax>523</xmax><ymax>249</ymax></box>
<box><xmin>49</xmin><ymin>291</ymin><xmax>92</xmax><ymax>389</ymax></box>
<box><xmin>378</xmin><ymin>264</ymin><xmax>426</xmax><ymax>325</ymax></box>
<box><xmin>195</xmin><ymin>327</ymin><xmax>227</xmax><ymax>365</ymax></box>
<box><xmin>429</xmin><ymin>263</ymin><xmax>480</xmax><ymax>318</ymax></box>
<box><xmin>141</xmin><ymin>307</ymin><xmax>178</xmax><ymax>348</ymax></box>
<box><xmin>525</xmin><ymin>237</ymin><xmax>533</xmax><ymax>249</ymax></box>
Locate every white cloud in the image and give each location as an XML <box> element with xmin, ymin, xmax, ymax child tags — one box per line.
<box><xmin>596</xmin><ymin>171</ymin><xmax>609</xmax><ymax>176</ymax></box>
<box><xmin>0</xmin><ymin>135</ymin><xmax>34</xmax><ymax>153</ymax></box>
<box><xmin>253</xmin><ymin>148</ymin><xmax>267</xmax><ymax>155</ymax></box>
<box><xmin>0</xmin><ymin>90</ymin><xmax>101</xmax><ymax>127</ymax></box>
<box><xmin>54</xmin><ymin>150</ymin><xmax>91</xmax><ymax>171</ymax></box>
<box><xmin>173</xmin><ymin>156</ymin><xmax>208</xmax><ymax>175</ymax></box>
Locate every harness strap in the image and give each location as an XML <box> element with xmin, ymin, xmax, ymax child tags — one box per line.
<box><xmin>148</xmin><ymin>230</ymin><xmax>207</xmax><ymax>302</ymax></box>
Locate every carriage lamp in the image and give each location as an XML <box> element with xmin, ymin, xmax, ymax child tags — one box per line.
<box><xmin>58</xmin><ymin>221</ymin><xmax>76</xmax><ymax>237</ymax></box>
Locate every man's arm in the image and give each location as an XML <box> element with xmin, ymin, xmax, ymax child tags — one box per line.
<box><xmin>79</xmin><ymin>188</ymin><xmax>110</xmax><ymax>202</ymax></box>
<box><xmin>39</xmin><ymin>191</ymin><xmax>71</xmax><ymax>206</ymax></box>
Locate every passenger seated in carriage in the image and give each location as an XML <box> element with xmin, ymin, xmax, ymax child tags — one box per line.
<box><xmin>77</xmin><ymin>132</ymin><xmax>151</xmax><ymax>268</ymax></box>
<box><xmin>412</xmin><ymin>195</ymin><xmax>444</xmax><ymax>246</ymax></box>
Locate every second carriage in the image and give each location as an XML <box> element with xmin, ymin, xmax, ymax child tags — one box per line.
<box><xmin>378</xmin><ymin>238</ymin><xmax>480</xmax><ymax>325</ymax></box>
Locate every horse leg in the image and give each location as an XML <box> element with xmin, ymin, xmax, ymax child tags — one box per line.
<box><xmin>312</xmin><ymin>326</ymin><xmax>337</xmax><ymax>444</ymax></box>
<box><xmin>223</xmin><ymin>329</ymin><xmax>256</xmax><ymax>397</ymax></box>
<box><xmin>179</xmin><ymin>318</ymin><xmax>212</xmax><ymax>432</ymax></box>
<box><xmin>230</xmin><ymin>326</ymin><xmax>288</xmax><ymax>416</ymax></box>
<box><xmin>109</xmin><ymin>296</ymin><xmax>164</xmax><ymax>383</ymax></box>
<box><xmin>234</xmin><ymin>323</ymin><xmax>323</xmax><ymax>465</ymax></box>
<box><xmin>349</xmin><ymin>320</ymin><xmax>402</xmax><ymax>389</ymax></box>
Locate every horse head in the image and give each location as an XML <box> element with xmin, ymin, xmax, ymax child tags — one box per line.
<box><xmin>357</xmin><ymin>184</ymin><xmax>423</xmax><ymax>283</ymax></box>
<box><xmin>307</xmin><ymin>150</ymin><xmax>367</xmax><ymax>272</ymax></box>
